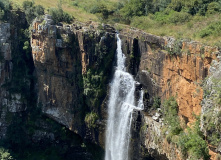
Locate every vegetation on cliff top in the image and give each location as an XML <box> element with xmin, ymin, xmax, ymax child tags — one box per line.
<box><xmin>0</xmin><ymin>0</ymin><xmax>218</xmax><ymax>159</ymax></box>
<box><xmin>10</xmin><ymin>0</ymin><xmax>221</xmax><ymax>45</ymax></box>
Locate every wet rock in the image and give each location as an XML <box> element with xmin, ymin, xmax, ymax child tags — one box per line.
<box><xmin>32</xmin><ymin>130</ymin><xmax>55</xmax><ymax>143</ymax></box>
<box><xmin>2</xmin><ymin>94</ymin><xmax>25</xmax><ymax>113</ymax></box>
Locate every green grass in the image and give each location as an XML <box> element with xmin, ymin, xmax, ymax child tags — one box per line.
<box><xmin>11</xmin><ymin>0</ymin><xmax>98</xmax><ymax>22</ymax></box>
<box><xmin>11</xmin><ymin>0</ymin><xmax>120</xmax><ymax>22</ymax></box>
<box><xmin>130</xmin><ymin>13</ymin><xmax>221</xmax><ymax>46</ymax></box>
<box><xmin>10</xmin><ymin>0</ymin><xmax>221</xmax><ymax>46</ymax></box>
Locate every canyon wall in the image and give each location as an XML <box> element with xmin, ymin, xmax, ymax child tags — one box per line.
<box><xmin>1</xmin><ymin>12</ymin><xmax>220</xmax><ymax>159</ymax></box>
<box><xmin>0</xmin><ymin>13</ymin><xmax>112</xmax><ymax>159</ymax></box>
<box><xmin>30</xmin><ymin>17</ymin><xmax>221</xmax><ymax>159</ymax></box>
<box><xmin>119</xmin><ymin>28</ymin><xmax>220</xmax><ymax>160</ymax></box>
<box><xmin>0</xmin><ymin>10</ymin><xmax>29</xmax><ymax>139</ymax></box>
<box><xmin>31</xmin><ymin>15</ymin><xmax>116</xmax><ymax>147</ymax></box>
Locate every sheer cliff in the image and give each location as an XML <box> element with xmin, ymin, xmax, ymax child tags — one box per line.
<box><xmin>119</xmin><ymin>28</ymin><xmax>219</xmax><ymax>160</ymax></box>
<box><xmin>31</xmin><ymin>15</ymin><xmax>116</xmax><ymax>146</ymax></box>
<box><xmin>0</xmin><ymin>13</ymin><xmax>221</xmax><ymax>160</ymax></box>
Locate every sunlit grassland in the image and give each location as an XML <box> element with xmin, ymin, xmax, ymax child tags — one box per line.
<box><xmin>130</xmin><ymin>13</ymin><xmax>221</xmax><ymax>46</ymax></box>
<box><xmin>10</xmin><ymin>0</ymin><xmax>221</xmax><ymax>46</ymax></box>
<box><xmin>11</xmin><ymin>0</ymin><xmax>99</xmax><ymax>22</ymax></box>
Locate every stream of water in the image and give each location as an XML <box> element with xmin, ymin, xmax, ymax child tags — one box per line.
<box><xmin>104</xmin><ymin>34</ymin><xmax>143</xmax><ymax>160</ymax></box>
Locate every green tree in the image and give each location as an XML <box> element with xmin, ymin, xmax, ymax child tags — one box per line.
<box><xmin>48</xmin><ymin>7</ymin><xmax>73</xmax><ymax>24</ymax></box>
<box><xmin>35</xmin><ymin>5</ymin><xmax>44</xmax><ymax>17</ymax></box>
<box><xmin>120</xmin><ymin>0</ymin><xmax>153</xmax><ymax>22</ymax></box>
<box><xmin>22</xmin><ymin>1</ymin><xmax>45</xmax><ymax>24</ymax></box>
<box><xmin>151</xmin><ymin>0</ymin><xmax>171</xmax><ymax>12</ymax></box>
<box><xmin>85</xmin><ymin>112</ymin><xmax>99</xmax><ymax>128</ymax></box>
<box><xmin>22</xmin><ymin>1</ymin><xmax>33</xmax><ymax>10</ymax></box>
<box><xmin>0</xmin><ymin>148</ymin><xmax>14</xmax><ymax>160</ymax></box>
<box><xmin>90</xmin><ymin>3</ymin><xmax>110</xmax><ymax>19</ymax></box>
<box><xmin>162</xmin><ymin>97</ymin><xmax>182</xmax><ymax>137</ymax></box>
<box><xmin>207</xmin><ymin>2</ymin><xmax>221</xmax><ymax>14</ymax></box>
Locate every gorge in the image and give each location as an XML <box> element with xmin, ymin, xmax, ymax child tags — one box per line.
<box><xmin>0</xmin><ymin>10</ymin><xmax>221</xmax><ymax>160</ymax></box>
<box><xmin>105</xmin><ymin>34</ymin><xmax>143</xmax><ymax>160</ymax></box>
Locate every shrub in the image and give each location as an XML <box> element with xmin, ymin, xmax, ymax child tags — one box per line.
<box><xmin>162</xmin><ymin>97</ymin><xmax>209</xmax><ymax>159</ymax></box>
<box><xmin>90</xmin><ymin>3</ymin><xmax>110</xmax><ymax>19</ymax></box>
<box><xmin>0</xmin><ymin>148</ymin><xmax>14</xmax><ymax>160</ymax></box>
<box><xmin>162</xmin><ymin>97</ymin><xmax>183</xmax><ymax>138</ymax></box>
<box><xmin>154</xmin><ymin>11</ymin><xmax>169</xmax><ymax>24</ymax></box>
<box><xmin>130</xmin><ymin>16</ymin><xmax>156</xmax><ymax>30</ymax></box>
<box><xmin>168</xmin><ymin>11</ymin><xmax>191</xmax><ymax>24</ymax></box>
<box><xmin>0</xmin><ymin>0</ymin><xmax>11</xmax><ymax>21</ymax></box>
<box><xmin>84</xmin><ymin>112</ymin><xmax>99</xmax><ymax>128</ymax></box>
<box><xmin>178</xmin><ymin>122</ymin><xmax>210</xmax><ymax>160</ymax></box>
<box><xmin>120</xmin><ymin>0</ymin><xmax>149</xmax><ymax>17</ymax></box>
<box><xmin>155</xmin><ymin>9</ymin><xmax>191</xmax><ymax>24</ymax></box>
<box><xmin>165</xmin><ymin>39</ymin><xmax>182</xmax><ymax>56</ymax></box>
<box><xmin>207</xmin><ymin>2</ymin><xmax>221</xmax><ymax>14</ymax></box>
<box><xmin>150</xmin><ymin>0</ymin><xmax>171</xmax><ymax>13</ymax></box>
<box><xmin>168</xmin><ymin>0</ymin><xmax>215</xmax><ymax>16</ymax></box>
<box><xmin>199</xmin><ymin>21</ymin><xmax>221</xmax><ymax>38</ymax></box>
<box><xmin>119</xmin><ymin>0</ymin><xmax>153</xmax><ymax>22</ymax></box>
<box><xmin>152</xmin><ymin>96</ymin><xmax>161</xmax><ymax>109</ymax></box>
<box><xmin>48</xmin><ymin>8</ymin><xmax>73</xmax><ymax>24</ymax></box>
<box><xmin>35</xmin><ymin>5</ymin><xmax>45</xmax><ymax>17</ymax></box>
<box><xmin>208</xmin><ymin>132</ymin><xmax>220</xmax><ymax>146</ymax></box>
<box><xmin>22</xmin><ymin>1</ymin><xmax>33</xmax><ymax>10</ymax></box>
<box><xmin>22</xmin><ymin>1</ymin><xmax>45</xmax><ymax>24</ymax></box>
<box><xmin>202</xmin><ymin>77</ymin><xmax>221</xmax><ymax>146</ymax></box>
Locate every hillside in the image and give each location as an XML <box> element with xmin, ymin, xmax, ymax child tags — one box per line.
<box><xmin>11</xmin><ymin>0</ymin><xmax>221</xmax><ymax>46</ymax></box>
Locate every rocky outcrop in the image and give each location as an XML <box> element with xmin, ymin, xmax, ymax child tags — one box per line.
<box><xmin>29</xmin><ymin>15</ymin><xmax>221</xmax><ymax>159</ymax></box>
<box><xmin>120</xmin><ymin>28</ymin><xmax>218</xmax><ymax>119</ymax></box>
<box><xmin>0</xmin><ymin>10</ymin><xmax>29</xmax><ymax>138</ymax></box>
<box><xmin>119</xmin><ymin>28</ymin><xmax>219</xmax><ymax>159</ymax></box>
<box><xmin>201</xmin><ymin>56</ymin><xmax>221</xmax><ymax>159</ymax></box>
<box><xmin>31</xmin><ymin>15</ymin><xmax>116</xmax><ymax>146</ymax></box>
<box><xmin>0</xmin><ymin>22</ymin><xmax>13</xmax><ymax>139</ymax></box>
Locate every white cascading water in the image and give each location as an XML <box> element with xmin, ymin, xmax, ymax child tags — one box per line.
<box><xmin>105</xmin><ymin>34</ymin><xmax>143</xmax><ymax>160</ymax></box>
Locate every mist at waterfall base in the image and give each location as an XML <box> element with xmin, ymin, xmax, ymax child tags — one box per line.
<box><xmin>105</xmin><ymin>34</ymin><xmax>144</xmax><ymax>160</ymax></box>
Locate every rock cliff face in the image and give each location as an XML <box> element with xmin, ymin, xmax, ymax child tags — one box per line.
<box><xmin>30</xmin><ymin>17</ymin><xmax>221</xmax><ymax>159</ymax></box>
<box><xmin>120</xmin><ymin>28</ymin><xmax>217</xmax><ymax>119</ymax></box>
<box><xmin>119</xmin><ymin>28</ymin><xmax>220</xmax><ymax>159</ymax></box>
<box><xmin>31</xmin><ymin>15</ymin><xmax>116</xmax><ymax>146</ymax></box>
<box><xmin>0</xmin><ymin>10</ymin><xmax>29</xmax><ymax>139</ymax></box>
<box><xmin>0</xmin><ymin>12</ymin><xmax>219</xmax><ymax>159</ymax></box>
<box><xmin>201</xmin><ymin>57</ymin><xmax>221</xmax><ymax>160</ymax></box>
<box><xmin>0</xmin><ymin>22</ymin><xmax>13</xmax><ymax>139</ymax></box>
<box><xmin>0</xmin><ymin>12</ymin><xmax>113</xmax><ymax>159</ymax></box>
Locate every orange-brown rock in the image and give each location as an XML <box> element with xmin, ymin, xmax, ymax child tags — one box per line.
<box><xmin>120</xmin><ymin>28</ymin><xmax>219</xmax><ymax>159</ymax></box>
<box><xmin>162</xmin><ymin>54</ymin><xmax>204</xmax><ymax>122</ymax></box>
<box><xmin>120</xmin><ymin>29</ymin><xmax>218</xmax><ymax>121</ymax></box>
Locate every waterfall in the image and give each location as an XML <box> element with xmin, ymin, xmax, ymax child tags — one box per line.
<box><xmin>105</xmin><ymin>34</ymin><xmax>143</xmax><ymax>160</ymax></box>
